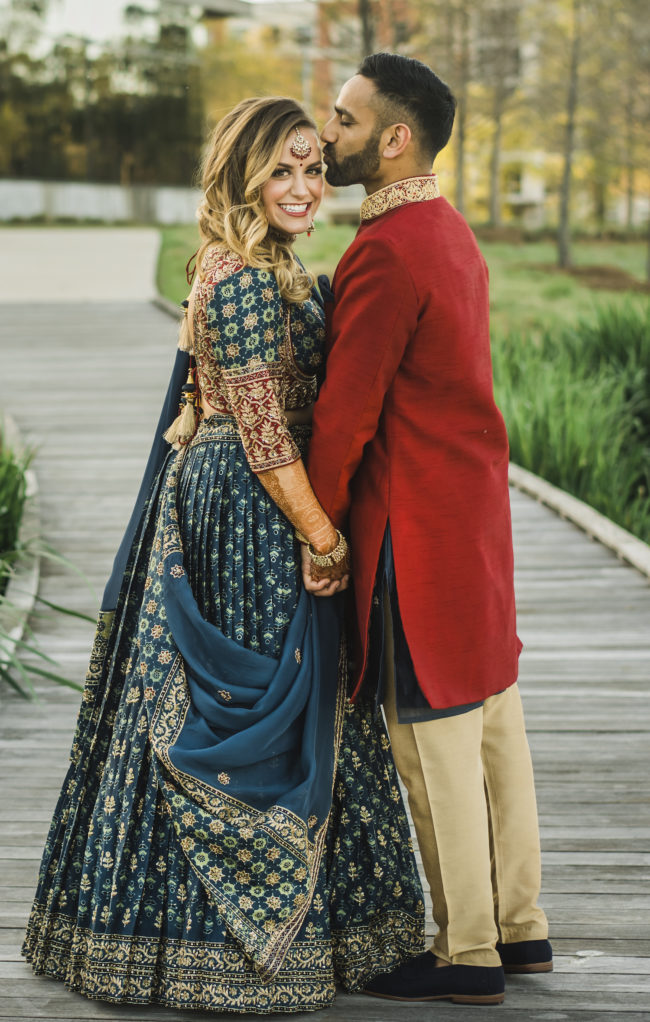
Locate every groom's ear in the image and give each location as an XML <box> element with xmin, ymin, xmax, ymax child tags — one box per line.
<box><xmin>381</xmin><ymin>123</ymin><xmax>412</xmax><ymax>160</ymax></box>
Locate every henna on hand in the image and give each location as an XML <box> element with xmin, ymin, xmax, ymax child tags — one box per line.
<box><xmin>257</xmin><ymin>459</ymin><xmax>338</xmax><ymax>553</ymax></box>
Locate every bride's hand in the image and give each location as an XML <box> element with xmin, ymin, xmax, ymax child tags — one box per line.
<box><xmin>301</xmin><ymin>545</ymin><xmax>350</xmax><ymax>597</ymax></box>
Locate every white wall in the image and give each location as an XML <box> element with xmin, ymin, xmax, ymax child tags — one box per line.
<box><xmin>0</xmin><ymin>180</ymin><xmax>201</xmax><ymax>224</ymax></box>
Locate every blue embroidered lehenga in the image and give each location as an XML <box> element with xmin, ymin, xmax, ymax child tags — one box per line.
<box><xmin>22</xmin><ymin>248</ymin><xmax>425</xmax><ymax>1013</ymax></box>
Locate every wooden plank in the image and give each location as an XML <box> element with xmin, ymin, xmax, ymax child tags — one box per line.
<box><xmin>551</xmin><ymin>938</ymin><xmax>650</xmax><ymax>956</ymax></box>
<box><xmin>5</xmin><ymin>1004</ymin><xmax>650</xmax><ymax>1022</ymax></box>
<box><xmin>1</xmin><ymin>295</ymin><xmax>650</xmax><ymax>1020</ymax></box>
<box><xmin>2</xmin><ymin>986</ymin><xmax>650</xmax><ymax>1018</ymax></box>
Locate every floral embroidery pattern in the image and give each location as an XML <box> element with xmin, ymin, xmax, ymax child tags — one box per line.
<box><xmin>221</xmin><ymin>360</ymin><xmax>299</xmax><ymax>471</ymax></box>
<box><xmin>190</xmin><ymin>248</ymin><xmax>325</xmax><ymax>472</ymax></box>
<box><xmin>360</xmin><ymin>175</ymin><xmax>440</xmax><ymax>221</ymax></box>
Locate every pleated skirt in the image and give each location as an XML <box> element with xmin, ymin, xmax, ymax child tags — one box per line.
<box><xmin>22</xmin><ymin>415</ymin><xmax>425</xmax><ymax>1013</ymax></box>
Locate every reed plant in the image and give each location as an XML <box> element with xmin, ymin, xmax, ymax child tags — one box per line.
<box><xmin>0</xmin><ymin>431</ymin><xmax>29</xmax><ymax>592</ymax></box>
<box><xmin>1</xmin><ymin>424</ymin><xmax>91</xmax><ymax>698</ymax></box>
<box><xmin>0</xmin><ymin>428</ymin><xmax>30</xmax><ymax>595</ymax></box>
<box><xmin>493</xmin><ymin>302</ymin><xmax>650</xmax><ymax>543</ymax></box>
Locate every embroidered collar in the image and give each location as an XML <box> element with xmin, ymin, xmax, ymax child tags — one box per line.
<box><xmin>360</xmin><ymin>175</ymin><xmax>440</xmax><ymax>221</ymax></box>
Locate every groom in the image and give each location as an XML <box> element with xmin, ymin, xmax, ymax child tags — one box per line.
<box><xmin>304</xmin><ymin>53</ymin><xmax>550</xmax><ymax>1005</ymax></box>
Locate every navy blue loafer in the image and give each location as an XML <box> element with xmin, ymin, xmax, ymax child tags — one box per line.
<box><xmin>362</xmin><ymin>951</ymin><xmax>505</xmax><ymax>1004</ymax></box>
<box><xmin>497</xmin><ymin>938</ymin><xmax>553</xmax><ymax>973</ymax></box>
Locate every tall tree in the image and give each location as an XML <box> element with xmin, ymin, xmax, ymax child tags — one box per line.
<box><xmin>358</xmin><ymin>0</ymin><xmax>376</xmax><ymax>56</ymax></box>
<box><xmin>557</xmin><ymin>0</ymin><xmax>581</xmax><ymax>268</ymax></box>
<box><xmin>418</xmin><ymin>0</ymin><xmax>474</xmax><ymax>215</ymax></box>
<box><xmin>453</xmin><ymin>2</ymin><xmax>470</xmax><ymax>214</ymax></box>
<box><xmin>617</xmin><ymin>0</ymin><xmax>650</xmax><ymax>236</ymax></box>
<box><xmin>475</xmin><ymin>1</ymin><xmax>521</xmax><ymax>227</ymax></box>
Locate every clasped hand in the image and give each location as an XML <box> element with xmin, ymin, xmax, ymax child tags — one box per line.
<box><xmin>300</xmin><ymin>544</ymin><xmax>350</xmax><ymax>597</ymax></box>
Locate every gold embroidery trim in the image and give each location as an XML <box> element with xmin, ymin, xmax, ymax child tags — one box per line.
<box><xmin>23</xmin><ymin>904</ymin><xmax>424</xmax><ymax>1003</ymax></box>
<box><xmin>360</xmin><ymin>175</ymin><xmax>440</xmax><ymax>221</ymax></box>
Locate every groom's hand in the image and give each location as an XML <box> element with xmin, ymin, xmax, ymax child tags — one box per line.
<box><xmin>301</xmin><ymin>544</ymin><xmax>350</xmax><ymax>596</ymax></box>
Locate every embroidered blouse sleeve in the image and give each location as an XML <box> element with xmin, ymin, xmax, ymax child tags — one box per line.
<box><xmin>207</xmin><ymin>267</ymin><xmax>301</xmax><ymax>472</ymax></box>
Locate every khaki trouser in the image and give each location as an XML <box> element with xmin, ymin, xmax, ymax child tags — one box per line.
<box><xmin>383</xmin><ymin>605</ymin><xmax>548</xmax><ymax>967</ymax></box>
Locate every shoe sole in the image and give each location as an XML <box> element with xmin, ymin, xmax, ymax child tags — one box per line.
<box><xmin>362</xmin><ymin>991</ymin><xmax>505</xmax><ymax>1005</ymax></box>
<box><xmin>503</xmin><ymin>961</ymin><xmax>553</xmax><ymax>974</ymax></box>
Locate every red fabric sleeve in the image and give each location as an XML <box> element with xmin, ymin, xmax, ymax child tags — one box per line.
<box><xmin>308</xmin><ymin>235</ymin><xmax>417</xmax><ymax>526</ymax></box>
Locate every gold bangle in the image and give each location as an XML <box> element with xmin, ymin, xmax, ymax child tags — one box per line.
<box><xmin>308</xmin><ymin>530</ymin><xmax>348</xmax><ymax>567</ymax></box>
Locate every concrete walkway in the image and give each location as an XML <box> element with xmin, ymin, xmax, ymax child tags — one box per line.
<box><xmin>0</xmin><ymin>228</ymin><xmax>159</xmax><ymax>302</ymax></box>
<box><xmin>0</xmin><ymin>230</ymin><xmax>649</xmax><ymax>1020</ymax></box>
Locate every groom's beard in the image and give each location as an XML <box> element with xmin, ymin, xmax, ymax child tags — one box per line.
<box><xmin>323</xmin><ymin>130</ymin><xmax>382</xmax><ymax>187</ymax></box>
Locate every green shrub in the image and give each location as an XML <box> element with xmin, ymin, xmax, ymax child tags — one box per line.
<box><xmin>494</xmin><ymin>302</ymin><xmax>650</xmax><ymax>543</ymax></box>
<box><xmin>0</xmin><ymin>424</ymin><xmax>90</xmax><ymax>697</ymax></box>
<box><xmin>560</xmin><ymin>305</ymin><xmax>650</xmax><ymax>445</ymax></box>
<box><xmin>568</xmin><ymin>303</ymin><xmax>650</xmax><ymax>372</ymax></box>
<box><xmin>0</xmin><ymin>428</ymin><xmax>29</xmax><ymax>595</ymax></box>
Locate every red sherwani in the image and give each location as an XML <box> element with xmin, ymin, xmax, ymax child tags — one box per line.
<box><xmin>308</xmin><ymin>176</ymin><xmax>521</xmax><ymax>709</ymax></box>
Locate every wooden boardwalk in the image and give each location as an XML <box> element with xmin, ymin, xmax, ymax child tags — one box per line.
<box><xmin>1</xmin><ymin>298</ymin><xmax>649</xmax><ymax>1021</ymax></box>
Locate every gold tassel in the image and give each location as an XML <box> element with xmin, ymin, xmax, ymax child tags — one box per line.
<box><xmin>163</xmin><ymin>368</ymin><xmax>198</xmax><ymax>449</ymax></box>
<box><xmin>177</xmin><ymin>302</ymin><xmax>193</xmax><ymax>353</ymax></box>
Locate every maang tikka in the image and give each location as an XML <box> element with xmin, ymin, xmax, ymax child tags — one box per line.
<box><xmin>290</xmin><ymin>126</ymin><xmax>312</xmax><ymax>160</ymax></box>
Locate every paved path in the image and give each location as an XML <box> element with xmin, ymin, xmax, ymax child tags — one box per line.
<box><xmin>0</xmin><ymin>228</ymin><xmax>159</xmax><ymax>301</ymax></box>
<box><xmin>0</xmin><ymin>234</ymin><xmax>649</xmax><ymax>1019</ymax></box>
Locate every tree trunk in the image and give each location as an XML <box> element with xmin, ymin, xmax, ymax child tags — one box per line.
<box><xmin>593</xmin><ymin>178</ymin><xmax>607</xmax><ymax>232</ymax></box>
<box><xmin>557</xmin><ymin>0</ymin><xmax>581</xmax><ymax>269</ymax></box>
<box><xmin>454</xmin><ymin>4</ymin><xmax>470</xmax><ymax>215</ymax></box>
<box><xmin>626</xmin><ymin>165</ymin><xmax>636</xmax><ymax>232</ymax></box>
<box><xmin>83</xmin><ymin>54</ymin><xmax>94</xmax><ymax>182</ymax></box>
<box><xmin>455</xmin><ymin>97</ymin><xmax>466</xmax><ymax>214</ymax></box>
<box><xmin>358</xmin><ymin>0</ymin><xmax>375</xmax><ymax>58</ymax></box>
<box><xmin>489</xmin><ymin>89</ymin><xmax>504</xmax><ymax>227</ymax></box>
<box><xmin>625</xmin><ymin>67</ymin><xmax>636</xmax><ymax>232</ymax></box>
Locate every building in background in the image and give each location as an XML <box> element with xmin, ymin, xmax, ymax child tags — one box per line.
<box><xmin>0</xmin><ymin>0</ymin><xmax>647</xmax><ymax>230</ymax></box>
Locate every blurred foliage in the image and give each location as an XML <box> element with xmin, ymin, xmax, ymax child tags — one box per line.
<box><xmin>0</xmin><ymin>4</ymin><xmax>203</xmax><ymax>185</ymax></box>
<box><xmin>200</xmin><ymin>28</ymin><xmax>303</xmax><ymax>124</ymax></box>
<box><xmin>1</xmin><ymin>0</ymin><xmax>648</xmax><ymax>266</ymax></box>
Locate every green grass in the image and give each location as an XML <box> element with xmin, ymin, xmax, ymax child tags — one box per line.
<box><xmin>484</xmin><ymin>241</ymin><xmax>648</xmax><ymax>338</ymax></box>
<box><xmin>156</xmin><ymin>224</ymin><xmax>202</xmax><ymax>307</ymax></box>
<box><xmin>293</xmin><ymin>223</ymin><xmax>358</xmax><ymax>280</ymax></box>
<box><xmin>157</xmin><ymin>224</ymin><xmax>648</xmax><ymax>336</ymax></box>
<box><xmin>156</xmin><ymin>221</ymin><xmax>359</xmax><ymax>307</ymax></box>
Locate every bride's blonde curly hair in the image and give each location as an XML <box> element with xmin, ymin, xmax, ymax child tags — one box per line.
<box><xmin>196</xmin><ymin>96</ymin><xmax>319</xmax><ymax>304</ymax></box>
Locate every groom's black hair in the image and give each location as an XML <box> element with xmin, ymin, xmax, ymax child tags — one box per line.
<box><xmin>358</xmin><ymin>52</ymin><xmax>456</xmax><ymax>161</ymax></box>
